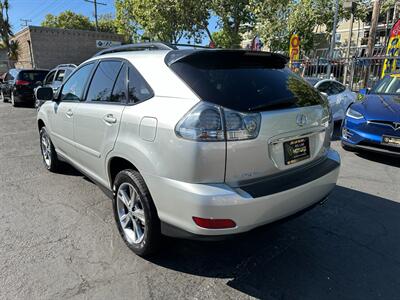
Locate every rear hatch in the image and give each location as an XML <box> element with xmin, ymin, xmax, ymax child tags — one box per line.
<box><xmin>167</xmin><ymin>50</ymin><xmax>331</xmax><ymax>186</ymax></box>
<box><xmin>16</xmin><ymin>70</ymin><xmax>48</xmax><ymax>96</ymax></box>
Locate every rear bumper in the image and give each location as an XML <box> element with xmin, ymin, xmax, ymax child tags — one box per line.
<box><xmin>145</xmin><ymin>149</ymin><xmax>340</xmax><ymax>237</ymax></box>
<box><xmin>14</xmin><ymin>91</ymin><xmax>35</xmax><ymax>104</ymax></box>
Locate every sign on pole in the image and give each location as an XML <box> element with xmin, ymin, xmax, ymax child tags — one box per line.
<box><xmin>382</xmin><ymin>19</ymin><xmax>400</xmax><ymax>78</ymax></box>
<box><xmin>289</xmin><ymin>34</ymin><xmax>300</xmax><ymax>67</ymax></box>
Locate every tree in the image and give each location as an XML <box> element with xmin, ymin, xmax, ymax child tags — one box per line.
<box><xmin>211</xmin><ymin>0</ymin><xmax>253</xmax><ymax>48</ymax></box>
<box><xmin>97</xmin><ymin>13</ymin><xmax>118</xmax><ymax>33</ymax></box>
<box><xmin>115</xmin><ymin>0</ymin><xmax>212</xmax><ymax>43</ymax></box>
<box><xmin>0</xmin><ymin>0</ymin><xmax>19</xmax><ymax>64</ymax></box>
<box><xmin>41</xmin><ymin>10</ymin><xmax>94</xmax><ymax>30</ymax></box>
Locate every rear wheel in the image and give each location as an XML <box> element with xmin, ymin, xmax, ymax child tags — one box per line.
<box><xmin>11</xmin><ymin>92</ymin><xmax>17</xmax><ymax>107</ymax></box>
<box><xmin>113</xmin><ymin>169</ymin><xmax>161</xmax><ymax>256</ymax></box>
<box><xmin>1</xmin><ymin>90</ymin><xmax>6</xmax><ymax>103</ymax></box>
<box><xmin>39</xmin><ymin>127</ymin><xmax>60</xmax><ymax>171</ymax></box>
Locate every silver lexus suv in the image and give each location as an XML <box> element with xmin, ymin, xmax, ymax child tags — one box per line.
<box><xmin>36</xmin><ymin>43</ymin><xmax>340</xmax><ymax>256</ymax></box>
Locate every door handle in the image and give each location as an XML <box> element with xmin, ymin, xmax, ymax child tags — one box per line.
<box><xmin>103</xmin><ymin>114</ymin><xmax>117</xmax><ymax>124</ymax></box>
<box><xmin>65</xmin><ymin>110</ymin><xmax>73</xmax><ymax>118</ymax></box>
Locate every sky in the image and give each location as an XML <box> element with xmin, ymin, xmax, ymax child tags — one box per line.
<box><xmin>8</xmin><ymin>0</ymin><xmax>218</xmax><ymax>44</ymax></box>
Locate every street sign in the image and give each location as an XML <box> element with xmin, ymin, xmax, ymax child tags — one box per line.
<box><xmin>96</xmin><ymin>40</ymin><xmax>122</xmax><ymax>49</ymax></box>
<box><xmin>381</xmin><ymin>19</ymin><xmax>400</xmax><ymax>78</ymax></box>
<box><xmin>289</xmin><ymin>34</ymin><xmax>300</xmax><ymax>62</ymax></box>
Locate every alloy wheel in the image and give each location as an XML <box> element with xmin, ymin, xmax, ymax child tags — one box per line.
<box><xmin>116</xmin><ymin>182</ymin><xmax>146</xmax><ymax>245</ymax></box>
<box><xmin>40</xmin><ymin>132</ymin><xmax>52</xmax><ymax>167</ymax></box>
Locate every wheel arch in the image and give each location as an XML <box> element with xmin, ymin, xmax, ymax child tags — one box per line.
<box><xmin>108</xmin><ymin>156</ymin><xmax>139</xmax><ymax>190</ymax></box>
<box><xmin>38</xmin><ymin>119</ymin><xmax>45</xmax><ymax>131</ymax></box>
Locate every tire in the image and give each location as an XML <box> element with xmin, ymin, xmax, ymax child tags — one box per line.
<box><xmin>39</xmin><ymin>127</ymin><xmax>60</xmax><ymax>172</ymax></box>
<box><xmin>11</xmin><ymin>92</ymin><xmax>17</xmax><ymax>107</ymax></box>
<box><xmin>113</xmin><ymin>169</ymin><xmax>161</xmax><ymax>257</ymax></box>
<box><xmin>1</xmin><ymin>91</ymin><xmax>6</xmax><ymax>103</ymax></box>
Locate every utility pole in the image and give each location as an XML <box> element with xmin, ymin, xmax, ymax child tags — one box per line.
<box><xmin>364</xmin><ymin>0</ymin><xmax>382</xmax><ymax>87</ymax></box>
<box><xmin>327</xmin><ymin>0</ymin><xmax>340</xmax><ymax>78</ymax></box>
<box><xmin>366</xmin><ymin>0</ymin><xmax>381</xmax><ymax>57</ymax></box>
<box><xmin>20</xmin><ymin>18</ymin><xmax>31</xmax><ymax>27</ymax></box>
<box><xmin>343</xmin><ymin>0</ymin><xmax>356</xmax><ymax>85</ymax></box>
<box><xmin>84</xmin><ymin>0</ymin><xmax>107</xmax><ymax>31</ymax></box>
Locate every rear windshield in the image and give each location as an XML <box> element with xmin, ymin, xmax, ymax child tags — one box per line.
<box><xmin>169</xmin><ymin>53</ymin><xmax>324</xmax><ymax>112</ymax></box>
<box><xmin>18</xmin><ymin>71</ymin><xmax>48</xmax><ymax>83</ymax></box>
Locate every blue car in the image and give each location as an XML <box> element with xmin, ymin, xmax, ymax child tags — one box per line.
<box><xmin>341</xmin><ymin>74</ymin><xmax>400</xmax><ymax>156</ymax></box>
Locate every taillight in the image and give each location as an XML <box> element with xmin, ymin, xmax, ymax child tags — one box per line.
<box><xmin>192</xmin><ymin>217</ymin><xmax>236</xmax><ymax>229</ymax></box>
<box><xmin>175</xmin><ymin>102</ymin><xmax>261</xmax><ymax>142</ymax></box>
<box><xmin>15</xmin><ymin>80</ymin><xmax>30</xmax><ymax>86</ymax></box>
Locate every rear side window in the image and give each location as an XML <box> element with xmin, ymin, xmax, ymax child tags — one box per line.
<box><xmin>18</xmin><ymin>71</ymin><xmax>48</xmax><ymax>83</ymax></box>
<box><xmin>169</xmin><ymin>52</ymin><xmax>324</xmax><ymax>112</ymax></box>
<box><xmin>128</xmin><ymin>67</ymin><xmax>153</xmax><ymax>103</ymax></box>
<box><xmin>61</xmin><ymin>63</ymin><xmax>94</xmax><ymax>101</ymax></box>
<box><xmin>86</xmin><ymin>60</ymin><xmax>122</xmax><ymax>102</ymax></box>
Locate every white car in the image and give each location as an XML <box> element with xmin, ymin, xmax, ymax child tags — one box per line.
<box><xmin>36</xmin><ymin>43</ymin><xmax>340</xmax><ymax>256</ymax></box>
<box><xmin>306</xmin><ymin>78</ymin><xmax>356</xmax><ymax>121</ymax></box>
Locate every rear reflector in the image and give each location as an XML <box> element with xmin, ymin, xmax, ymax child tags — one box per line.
<box><xmin>192</xmin><ymin>217</ymin><xmax>236</xmax><ymax>229</ymax></box>
<box><xmin>15</xmin><ymin>80</ymin><xmax>30</xmax><ymax>86</ymax></box>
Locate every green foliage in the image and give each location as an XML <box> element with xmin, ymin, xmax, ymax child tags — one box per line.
<box><xmin>115</xmin><ymin>0</ymin><xmax>211</xmax><ymax>43</ymax></box>
<box><xmin>97</xmin><ymin>14</ymin><xmax>118</xmax><ymax>34</ymax></box>
<box><xmin>41</xmin><ymin>10</ymin><xmax>94</xmax><ymax>31</ymax></box>
<box><xmin>0</xmin><ymin>0</ymin><xmax>17</xmax><ymax>61</ymax></box>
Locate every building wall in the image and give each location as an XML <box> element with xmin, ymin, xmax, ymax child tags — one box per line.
<box><xmin>10</xmin><ymin>27</ymin><xmax>34</xmax><ymax>69</ymax></box>
<box><xmin>12</xmin><ymin>26</ymin><xmax>124</xmax><ymax>70</ymax></box>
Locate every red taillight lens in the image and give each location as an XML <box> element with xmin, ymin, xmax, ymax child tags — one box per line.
<box><xmin>15</xmin><ymin>80</ymin><xmax>30</xmax><ymax>86</ymax></box>
<box><xmin>192</xmin><ymin>217</ymin><xmax>236</xmax><ymax>229</ymax></box>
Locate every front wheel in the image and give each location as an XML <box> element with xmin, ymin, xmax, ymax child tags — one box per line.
<box><xmin>39</xmin><ymin>127</ymin><xmax>60</xmax><ymax>171</ymax></box>
<box><xmin>113</xmin><ymin>170</ymin><xmax>161</xmax><ymax>256</ymax></box>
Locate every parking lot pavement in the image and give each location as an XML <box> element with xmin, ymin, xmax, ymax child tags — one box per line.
<box><xmin>0</xmin><ymin>102</ymin><xmax>399</xmax><ymax>300</ymax></box>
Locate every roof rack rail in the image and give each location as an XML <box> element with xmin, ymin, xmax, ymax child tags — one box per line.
<box><xmin>93</xmin><ymin>42</ymin><xmax>178</xmax><ymax>57</ymax></box>
<box><xmin>56</xmin><ymin>64</ymin><xmax>77</xmax><ymax>68</ymax></box>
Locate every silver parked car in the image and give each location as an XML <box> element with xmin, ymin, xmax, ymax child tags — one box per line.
<box><xmin>36</xmin><ymin>43</ymin><xmax>340</xmax><ymax>256</ymax></box>
<box><xmin>305</xmin><ymin>77</ymin><xmax>356</xmax><ymax>121</ymax></box>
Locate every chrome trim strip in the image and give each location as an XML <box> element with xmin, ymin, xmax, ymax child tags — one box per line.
<box><xmin>268</xmin><ymin>128</ymin><xmax>326</xmax><ymax>145</ymax></box>
<box><xmin>367</xmin><ymin>121</ymin><xmax>400</xmax><ymax>131</ymax></box>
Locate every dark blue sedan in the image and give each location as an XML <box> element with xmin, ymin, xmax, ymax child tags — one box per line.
<box><xmin>341</xmin><ymin>74</ymin><xmax>400</xmax><ymax>156</ymax></box>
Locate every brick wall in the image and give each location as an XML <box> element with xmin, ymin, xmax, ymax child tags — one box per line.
<box><xmin>11</xmin><ymin>27</ymin><xmax>34</xmax><ymax>69</ymax></box>
<box><xmin>12</xmin><ymin>26</ymin><xmax>124</xmax><ymax>70</ymax></box>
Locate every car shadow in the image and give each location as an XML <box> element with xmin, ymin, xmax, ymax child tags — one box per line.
<box><xmin>148</xmin><ymin>186</ymin><xmax>400</xmax><ymax>300</ymax></box>
<box><xmin>355</xmin><ymin>151</ymin><xmax>400</xmax><ymax>168</ymax></box>
<box><xmin>331</xmin><ymin>121</ymin><xmax>342</xmax><ymax>141</ymax></box>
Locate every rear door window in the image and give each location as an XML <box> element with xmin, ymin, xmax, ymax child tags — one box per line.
<box><xmin>169</xmin><ymin>52</ymin><xmax>323</xmax><ymax>112</ymax></box>
<box><xmin>86</xmin><ymin>60</ymin><xmax>122</xmax><ymax>102</ymax></box>
<box><xmin>54</xmin><ymin>70</ymin><xmax>66</xmax><ymax>82</ymax></box>
<box><xmin>61</xmin><ymin>63</ymin><xmax>94</xmax><ymax>101</ymax></box>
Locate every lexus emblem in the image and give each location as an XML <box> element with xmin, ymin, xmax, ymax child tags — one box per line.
<box><xmin>296</xmin><ymin>114</ymin><xmax>308</xmax><ymax>126</ymax></box>
<box><xmin>394</xmin><ymin>122</ymin><xmax>400</xmax><ymax>130</ymax></box>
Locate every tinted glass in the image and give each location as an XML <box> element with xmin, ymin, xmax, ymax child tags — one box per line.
<box><xmin>87</xmin><ymin>61</ymin><xmax>121</xmax><ymax>102</ymax></box>
<box><xmin>371</xmin><ymin>76</ymin><xmax>400</xmax><ymax>94</ymax></box>
<box><xmin>54</xmin><ymin>70</ymin><xmax>65</xmax><ymax>82</ymax></box>
<box><xmin>44</xmin><ymin>71</ymin><xmax>56</xmax><ymax>85</ymax></box>
<box><xmin>64</xmin><ymin>69</ymin><xmax>73</xmax><ymax>81</ymax></box>
<box><xmin>19</xmin><ymin>71</ymin><xmax>48</xmax><ymax>83</ymax></box>
<box><xmin>170</xmin><ymin>58</ymin><xmax>323</xmax><ymax>111</ymax></box>
<box><xmin>61</xmin><ymin>63</ymin><xmax>94</xmax><ymax>101</ymax></box>
<box><xmin>128</xmin><ymin>67</ymin><xmax>153</xmax><ymax>103</ymax></box>
<box><xmin>110</xmin><ymin>64</ymin><xmax>127</xmax><ymax>103</ymax></box>
<box><xmin>331</xmin><ymin>82</ymin><xmax>345</xmax><ymax>94</ymax></box>
<box><xmin>317</xmin><ymin>82</ymin><xmax>331</xmax><ymax>94</ymax></box>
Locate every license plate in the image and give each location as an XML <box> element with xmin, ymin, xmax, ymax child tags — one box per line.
<box><xmin>382</xmin><ymin>135</ymin><xmax>400</xmax><ymax>147</ymax></box>
<box><xmin>284</xmin><ymin>137</ymin><xmax>310</xmax><ymax>165</ymax></box>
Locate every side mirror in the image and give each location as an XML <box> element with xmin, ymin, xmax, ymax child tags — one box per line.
<box><xmin>358</xmin><ymin>88</ymin><xmax>370</xmax><ymax>95</ymax></box>
<box><xmin>35</xmin><ymin>87</ymin><xmax>54</xmax><ymax>101</ymax></box>
<box><xmin>320</xmin><ymin>92</ymin><xmax>328</xmax><ymax>98</ymax></box>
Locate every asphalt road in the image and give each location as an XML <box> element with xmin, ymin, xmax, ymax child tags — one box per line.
<box><xmin>0</xmin><ymin>101</ymin><xmax>399</xmax><ymax>300</ymax></box>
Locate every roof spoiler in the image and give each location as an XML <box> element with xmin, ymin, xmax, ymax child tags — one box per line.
<box><xmin>165</xmin><ymin>50</ymin><xmax>289</xmax><ymax>68</ymax></box>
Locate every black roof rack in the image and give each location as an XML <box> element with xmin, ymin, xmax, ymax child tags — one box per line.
<box><xmin>93</xmin><ymin>42</ymin><xmax>178</xmax><ymax>57</ymax></box>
